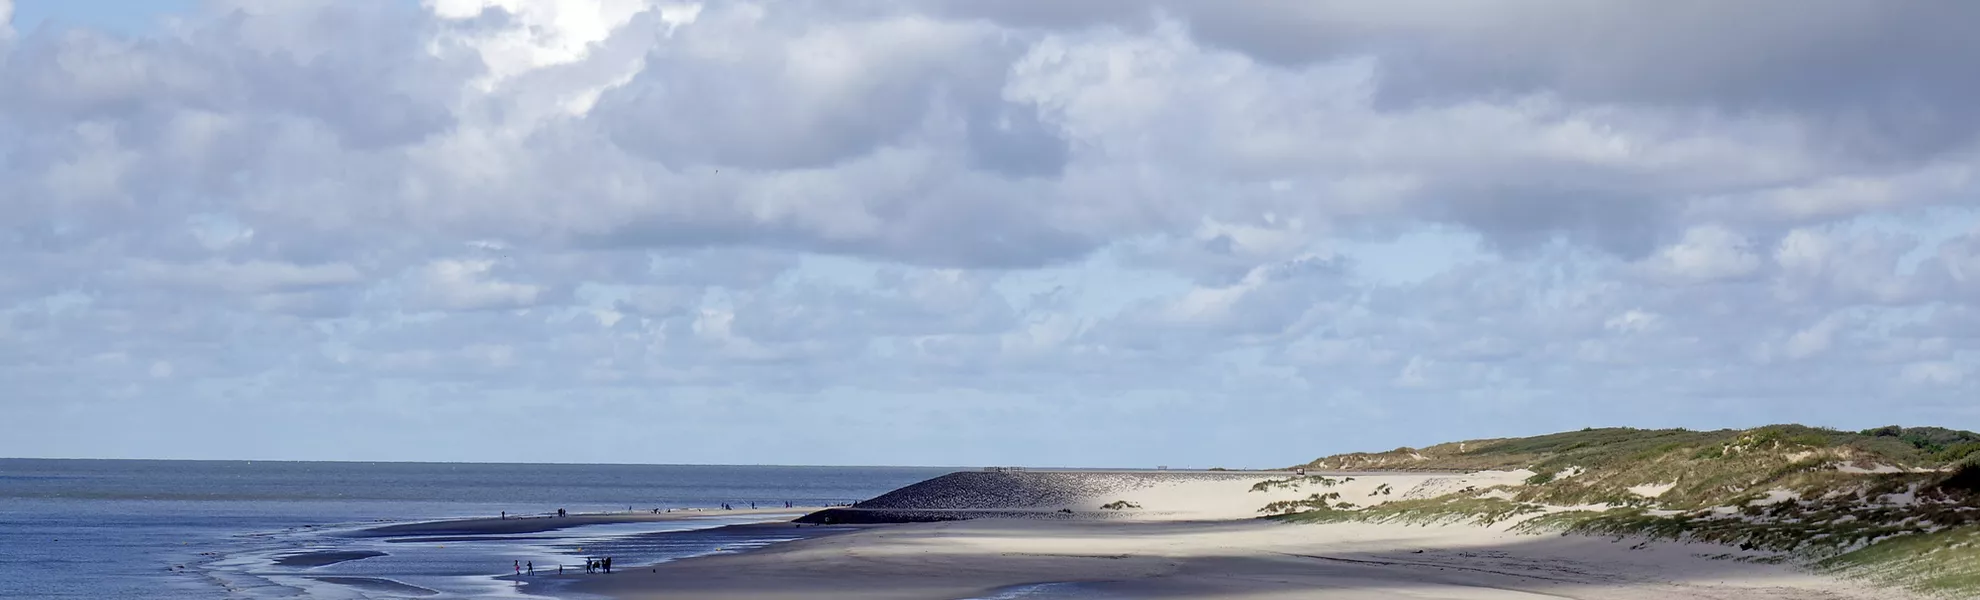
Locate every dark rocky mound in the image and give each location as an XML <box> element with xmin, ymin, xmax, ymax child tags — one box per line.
<box><xmin>794</xmin><ymin>470</ymin><xmax>1264</xmax><ymax>524</ymax></box>
<box><xmin>795</xmin><ymin>508</ymin><xmax>1085</xmax><ymax>524</ymax></box>
<box><xmin>858</xmin><ymin>472</ymin><xmax>1132</xmax><ymax>509</ymax></box>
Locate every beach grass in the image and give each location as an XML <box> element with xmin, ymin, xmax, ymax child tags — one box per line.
<box><xmin>1277</xmin><ymin>424</ymin><xmax>1980</xmax><ymax>596</ymax></box>
<box><xmin>1818</xmin><ymin>524</ymin><xmax>1980</xmax><ymax>593</ymax></box>
<box><xmin>1271</xmin><ymin>496</ymin><xmax>1545</xmax><ymax>527</ymax></box>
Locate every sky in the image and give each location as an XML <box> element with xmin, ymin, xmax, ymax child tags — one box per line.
<box><xmin>2</xmin><ymin>0</ymin><xmax>1978</xmax><ymax>468</ymax></box>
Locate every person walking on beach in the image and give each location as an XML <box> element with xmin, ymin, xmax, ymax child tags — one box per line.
<box><xmin>527</xmin><ymin>561</ymin><xmax>534</xmax><ymax>576</ymax></box>
<box><xmin>604</xmin><ymin>557</ymin><xmax>612</xmax><ymax>573</ymax></box>
<box><xmin>514</xmin><ymin>560</ymin><xmax>520</xmax><ymax>577</ymax></box>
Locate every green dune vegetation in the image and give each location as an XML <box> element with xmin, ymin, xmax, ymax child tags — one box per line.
<box><xmin>1270</xmin><ymin>425</ymin><xmax>1980</xmax><ymax>594</ymax></box>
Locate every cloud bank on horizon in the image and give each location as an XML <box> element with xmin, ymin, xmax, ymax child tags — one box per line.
<box><xmin>2</xmin><ymin>0</ymin><xmax>1977</xmax><ymax>467</ymax></box>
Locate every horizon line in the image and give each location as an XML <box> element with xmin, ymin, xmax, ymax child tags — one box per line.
<box><xmin>0</xmin><ymin>456</ymin><xmax>1288</xmax><ymax>471</ymax></box>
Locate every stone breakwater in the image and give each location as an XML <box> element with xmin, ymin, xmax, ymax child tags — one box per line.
<box><xmin>794</xmin><ymin>470</ymin><xmax>1275</xmax><ymax>524</ymax></box>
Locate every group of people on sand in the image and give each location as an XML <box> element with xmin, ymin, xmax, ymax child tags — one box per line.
<box><xmin>514</xmin><ymin>557</ymin><xmax>612</xmax><ymax>577</ymax></box>
<box><xmin>515</xmin><ymin>502</ymin><xmax>805</xmax><ymax>518</ymax></box>
<box><xmin>715</xmin><ymin>500</ymin><xmax>793</xmax><ymax>510</ymax></box>
<box><xmin>495</xmin><ymin>500</ymin><xmax>816</xmax><ymax>580</ymax></box>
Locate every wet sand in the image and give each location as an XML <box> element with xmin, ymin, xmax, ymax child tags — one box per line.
<box><xmin>305</xmin><ymin>576</ymin><xmax>440</xmax><ymax>596</ymax></box>
<box><xmin>346</xmin><ymin>508</ymin><xmax>817</xmax><ymax>538</ymax></box>
<box><xmin>273</xmin><ymin>550</ymin><xmax>386</xmax><ymax>567</ymax></box>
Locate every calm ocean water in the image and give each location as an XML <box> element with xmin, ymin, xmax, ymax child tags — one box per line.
<box><xmin>0</xmin><ymin>459</ymin><xmax>957</xmax><ymax>599</ymax></box>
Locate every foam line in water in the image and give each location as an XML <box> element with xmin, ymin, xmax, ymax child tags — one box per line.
<box><xmin>967</xmin><ymin>582</ymin><xmax>1114</xmax><ymax>599</ymax></box>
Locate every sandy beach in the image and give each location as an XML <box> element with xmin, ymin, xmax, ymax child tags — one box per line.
<box><xmin>566</xmin><ymin>517</ymin><xmax>1903</xmax><ymax>600</ymax></box>
<box><xmin>553</xmin><ymin>471</ymin><xmax>1921</xmax><ymax>600</ymax></box>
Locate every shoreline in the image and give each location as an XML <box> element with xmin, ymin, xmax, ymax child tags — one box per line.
<box><xmin>498</xmin><ymin>521</ymin><xmax>879</xmax><ymax>598</ymax></box>
<box><xmin>346</xmin><ymin>507</ymin><xmax>821</xmax><ymax>538</ymax></box>
<box><xmin>241</xmin><ymin>509</ymin><xmax>862</xmax><ymax>599</ymax></box>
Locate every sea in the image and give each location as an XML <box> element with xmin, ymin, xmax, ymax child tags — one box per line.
<box><xmin>0</xmin><ymin>459</ymin><xmax>958</xmax><ymax>599</ymax></box>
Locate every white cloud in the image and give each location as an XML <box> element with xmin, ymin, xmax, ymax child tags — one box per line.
<box><xmin>1901</xmin><ymin>361</ymin><xmax>1968</xmax><ymax>387</ymax></box>
<box><xmin>1604</xmin><ymin>309</ymin><xmax>1662</xmax><ymax>334</ymax></box>
<box><xmin>1772</xmin><ymin>228</ymin><xmax>1930</xmax><ymax>305</ymax></box>
<box><xmin>428</xmin><ymin>0</ymin><xmax>653</xmax><ymax>82</ymax></box>
<box><xmin>3</xmin><ymin>2</ymin><xmax>1980</xmax><ymax>465</ymax></box>
<box><xmin>1637</xmin><ymin>225</ymin><xmax>1761</xmax><ymax>284</ymax></box>
<box><xmin>1932</xmin><ymin>231</ymin><xmax>1980</xmax><ymax>296</ymax></box>
<box><xmin>1781</xmin><ymin>315</ymin><xmax>1842</xmax><ymax>361</ymax></box>
<box><xmin>410</xmin><ymin>258</ymin><xmax>545</xmax><ymax>311</ymax></box>
<box><xmin>125</xmin><ymin>259</ymin><xmax>364</xmax><ymax>294</ymax></box>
